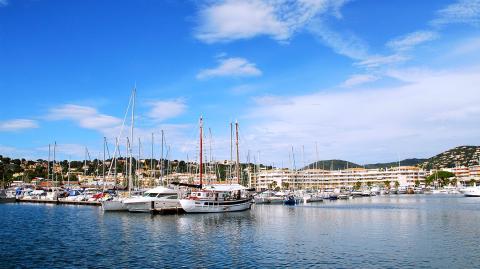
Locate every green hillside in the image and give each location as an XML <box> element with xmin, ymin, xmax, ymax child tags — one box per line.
<box><xmin>419</xmin><ymin>146</ymin><xmax>480</xmax><ymax>169</ymax></box>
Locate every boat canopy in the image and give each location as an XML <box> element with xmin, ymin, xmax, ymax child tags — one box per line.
<box><xmin>202</xmin><ymin>184</ymin><xmax>248</xmax><ymax>192</ymax></box>
<box><xmin>145</xmin><ymin>186</ymin><xmax>176</xmax><ymax>194</ymax></box>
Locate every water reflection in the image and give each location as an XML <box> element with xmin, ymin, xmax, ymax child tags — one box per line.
<box><xmin>1</xmin><ymin>195</ymin><xmax>480</xmax><ymax>268</ymax></box>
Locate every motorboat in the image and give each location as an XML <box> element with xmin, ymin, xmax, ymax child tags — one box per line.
<box><xmin>284</xmin><ymin>195</ymin><xmax>297</xmax><ymax>206</ymax></box>
<box><xmin>302</xmin><ymin>193</ymin><xmax>323</xmax><ymax>203</ymax></box>
<box><xmin>397</xmin><ymin>186</ymin><xmax>408</xmax><ymax>194</ymax></box>
<box><xmin>254</xmin><ymin>190</ymin><xmax>275</xmax><ymax>204</ymax></box>
<box><xmin>0</xmin><ymin>189</ymin><xmax>15</xmax><ymax>203</ymax></box>
<box><xmin>460</xmin><ymin>186</ymin><xmax>480</xmax><ymax>197</ymax></box>
<box><xmin>123</xmin><ymin>186</ymin><xmax>178</xmax><ymax>212</ymax></box>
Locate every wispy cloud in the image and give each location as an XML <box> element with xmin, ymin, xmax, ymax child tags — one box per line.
<box><xmin>308</xmin><ymin>19</ymin><xmax>369</xmax><ymax>61</ymax></box>
<box><xmin>195</xmin><ymin>0</ymin><xmax>347</xmax><ymax>43</ymax></box>
<box><xmin>341</xmin><ymin>74</ymin><xmax>379</xmax><ymax>88</ymax></box>
<box><xmin>387</xmin><ymin>31</ymin><xmax>439</xmax><ymax>51</ymax></box>
<box><xmin>147</xmin><ymin>99</ymin><xmax>187</xmax><ymax>122</ymax></box>
<box><xmin>197</xmin><ymin>57</ymin><xmax>262</xmax><ymax>79</ymax></box>
<box><xmin>47</xmin><ymin>104</ymin><xmax>121</xmax><ymax>131</ymax></box>
<box><xmin>431</xmin><ymin>0</ymin><xmax>480</xmax><ymax>26</ymax></box>
<box><xmin>355</xmin><ymin>54</ymin><xmax>409</xmax><ymax>68</ymax></box>
<box><xmin>0</xmin><ymin>0</ymin><xmax>8</xmax><ymax>7</ymax></box>
<box><xmin>0</xmin><ymin>119</ymin><xmax>39</xmax><ymax>132</ymax></box>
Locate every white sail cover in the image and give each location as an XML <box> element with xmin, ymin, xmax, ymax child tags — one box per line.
<box><xmin>202</xmin><ymin>184</ymin><xmax>247</xmax><ymax>192</ymax></box>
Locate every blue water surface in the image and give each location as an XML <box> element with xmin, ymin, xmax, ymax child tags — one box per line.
<box><xmin>1</xmin><ymin>195</ymin><xmax>480</xmax><ymax>268</ymax></box>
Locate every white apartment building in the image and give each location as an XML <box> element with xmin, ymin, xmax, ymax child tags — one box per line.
<box><xmin>249</xmin><ymin>166</ymin><xmax>427</xmax><ymax>191</ymax></box>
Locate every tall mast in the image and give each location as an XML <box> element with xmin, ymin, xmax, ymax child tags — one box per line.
<box><xmin>138</xmin><ymin>137</ymin><xmax>141</xmax><ymax>188</ymax></box>
<box><xmin>160</xmin><ymin>129</ymin><xmax>164</xmax><ymax>185</ymax></box>
<box><xmin>128</xmin><ymin>87</ymin><xmax>135</xmax><ymax>196</ymax></box>
<box><xmin>67</xmin><ymin>157</ymin><xmax>71</xmax><ymax>188</ymax></box>
<box><xmin>235</xmin><ymin>121</ymin><xmax>240</xmax><ymax>185</ymax></box>
<box><xmin>151</xmin><ymin>132</ymin><xmax>154</xmax><ymax>181</ymax></box>
<box><xmin>230</xmin><ymin>122</ymin><xmax>233</xmax><ymax>184</ymax></box>
<box><xmin>124</xmin><ymin>138</ymin><xmax>128</xmax><ymax>188</ymax></box>
<box><xmin>199</xmin><ymin>116</ymin><xmax>203</xmax><ymax>187</ymax></box>
<box><xmin>114</xmin><ymin>137</ymin><xmax>119</xmax><ymax>187</ymax></box>
<box><xmin>127</xmin><ymin>137</ymin><xmax>132</xmax><ymax>195</ymax></box>
<box><xmin>53</xmin><ymin>141</ymin><xmax>56</xmax><ymax>185</ymax></box>
<box><xmin>47</xmin><ymin>144</ymin><xmax>51</xmax><ymax>181</ymax></box>
<box><xmin>103</xmin><ymin>137</ymin><xmax>106</xmax><ymax>187</ymax></box>
<box><xmin>209</xmin><ymin>127</ymin><xmax>213</xmax><ymax>176</ymax></box>
<box><xmin>84</xmin><ymin>147</ymin><xmax>87</xmax><ymax>176</ymax></box>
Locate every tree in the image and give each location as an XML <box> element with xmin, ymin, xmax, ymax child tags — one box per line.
<box><xmin>354</xmin><ymin>181</ymin><xmax>362</xmax><ymax>190</ymax></box>
<box><xmin>268</xmin><ymin>180</ymin><xmax>277</xmax><ymax>190</ymax></box>
<box><xmin>414</xmin><ymin>180</ymin><xmax>421</xmax><ymax>187</ymax></box>
<box><xmin>427</xmin><ymin>171</ymin><xmax>455</xmax><ymax>187</ymax></box>
<box><xmin>281</xmin><ymin>182</ymin><xmax>290</xmax><ymax>190</ymax></box>
<box><xmin>469</xmin><ymin>179</ymin><xmax>476</xmax><ymax>186</ymax></box>
<box><xmin>394</xmin><ymin>181</ymin><xmax>400</xmax><ymax>188</ymax></box>
<box><xmin>383</xmin><ymin>180</ymin><xmax>391</xmax><ymax>188</ymax></box>
<box><xmin>366</xmin><ymin>181</ymin><xmax>372</xmax><ymax>187</ymax></box>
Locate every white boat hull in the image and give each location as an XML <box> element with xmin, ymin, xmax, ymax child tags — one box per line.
<box><xmin>461</xmin><ymin>187</ymin><xmax>480</xmax><ymax>197</ymax></box>
<box><xmin>180</xmin><ymin>198</ymin><xmax>252</xmax><ymax>213</ymax></box>
<box><xmin>125</xmin><ymin>199</ymin><xmax>181</xmax><ymax>212</ymax></box>
<box><xmin>101</xmin><ymin>200</ymin><xmax>128</xmax><ymax>211</ymax></box>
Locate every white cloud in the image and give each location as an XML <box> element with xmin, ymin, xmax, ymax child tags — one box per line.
<box><xmin>197</xmin><ymin>57</ymin><xmax>262</xmax><ymax>79</ymax></box>
<box><xmin>0</xmin><ymin>119</ymin><xmax>39</xmax><ymax>132</ymax></box>
<box><xmin>195</xmin><ymin>0</ymin><xmax>347</xmax><ymax>43</ymax></box>
<box><xmin>47</xmin><ymin>104</ymin><xmax>121</xmax><ymax>131</ymax></box>
<box><xmin>341</xmin><ymin>74</ymin><xmax>378</xmax><ymax>87</ymax></box>
<box><xmin>432</xmin><ymin>0</ymin><xmax>480</xmax><ymax>26</ymax></box>
<box><xmin>307</xmin><ymin>18</ymin><xmax>369</xmax><ymax>61</ymax></box>
<box><xmin>147</xmin><ymin>99</ymin><xmax>187</xmax><ymax>122</ymax></box>
<box><xmin>355</xmin><ymin>54</ymin><xmax>409</xmax><ymax>68</ymax></box>
<box><xmin>387</xmin><ymin>31</ymin><xmax>439</xmax><ymax>51</ymax></box>
<box><xmin>242</xmin><ymin>67</ymin><xmax>480</xmax><ymax>165</ymax></box>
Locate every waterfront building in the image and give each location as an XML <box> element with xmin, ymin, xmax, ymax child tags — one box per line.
<box><xmin>249</xmin><ymin>166</ymin><xmax>427</xmax><ymax>191</ymax></box>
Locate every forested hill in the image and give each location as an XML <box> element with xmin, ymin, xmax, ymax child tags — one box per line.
<box><xmin>419</xmin><ymin>146</ymin><xmax>480</xmax><ymax>169</ymax></box>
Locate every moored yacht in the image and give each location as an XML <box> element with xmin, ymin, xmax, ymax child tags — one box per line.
<box><xmin>179</xmin><ymin>118</ymin><xmax>253</xmax><ymax>213</ymax></box>
<box><xmin>123</xmin><ymin>186</ymin><xmax>178</xmax><ymax>212</ymax></box>
<box><xmin>460</xmin><ymin>186</ymin><xmax>480</xmax><ymax>197</ymax></box>
<box><xmin>180</xmin><ymin>184</ymin><xmax>252</xmax><ymax>213</ymax></box>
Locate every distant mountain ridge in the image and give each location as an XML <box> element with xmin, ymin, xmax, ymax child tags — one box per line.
<box><xmin>364</xmin><ymin>158</ymin><xmax>426</xmax><ymax>169</ymax></box>
<box><xmin>304</xmin><ymin>146</ymin><xmax>480</xmax><ymax>170</ymax></box>
<box><xmin>304</xmin><ymin>158</ymin><xmax>426</xmax><ymax>170</ymax></box>
<box><xmin>305</xmin><ymin>160</ymin><xmax>362</xmax><ymax>170</ymax></box>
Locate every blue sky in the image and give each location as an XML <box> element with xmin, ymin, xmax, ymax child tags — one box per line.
<box><xmin>1</xmin><ymin>0</ymin><xmax>480</xmax><ymax>166</ymax></box>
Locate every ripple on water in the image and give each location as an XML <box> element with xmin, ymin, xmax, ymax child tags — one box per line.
<box><xmin>1</xmin><ymin>196</ymin><xmax>480</xmax><ymax>268</ymax></box>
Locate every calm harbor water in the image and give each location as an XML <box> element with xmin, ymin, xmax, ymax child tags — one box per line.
<box><xmin>1</xmin><ymin>195</ymin><xmax>480</xmax><ymax>268</ymax></box>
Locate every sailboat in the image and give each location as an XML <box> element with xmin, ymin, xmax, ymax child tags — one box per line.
<box><xmin>101</xmin><ymin>87</ymin><xmax>137</xmax><ymax>211</ymax></box>
<box><xmin>178</xmin><ymin>118</ymin><xmax>253</xmax><ymax>213</ymax></box>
